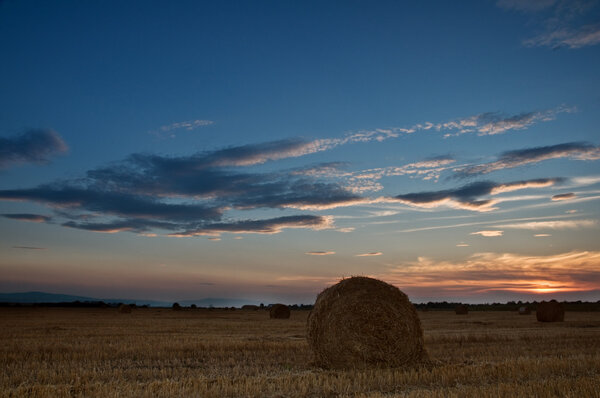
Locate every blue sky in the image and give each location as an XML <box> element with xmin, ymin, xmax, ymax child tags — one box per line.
<box><xmin>1</xmin><ymin>0</ymin><xmax>599</xmax><ymax>304</ymax></box>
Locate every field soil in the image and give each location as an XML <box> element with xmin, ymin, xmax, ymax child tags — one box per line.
<box><xmin>1</xmin><ymin>307</ymin><xmax>599</xmax><ymax>397</ymax></box>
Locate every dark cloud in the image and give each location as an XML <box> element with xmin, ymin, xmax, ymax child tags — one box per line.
<box><xmin>2</xmin><ymin>213</ymin><xmax>51</xmax><ymax>223</ymax></box>
<box><xmin>115</xmin><ymin>138</ymin><xmax>320</xmax><ymax>172</ymax></box>
<box><xmin>455</xmin><ymin>142</ymin><xmax>600</xmax><ymax>176</ymax></box>
<box><xmin>230</xmin><ymin>180</ymin><xmax>365</xmax><ymax>210</ymax></box>
<box><xmin>86</xmin><ymin>151</ymin><xmax>363</xmax><ymax>210</ymax></box>
<box><xmin>170</xmin><ymin>215</ymin><xmax>333</xmax><ymax>237</ymax></box>
<box><xmin>0</xmin><ymin>138</ymin><xmax>363</xmax><ymax>235</ymax></box>
<box><xmin>12</xmin><ymin>246</ymin><xmax>46</xmax><ymax>250</ymax></box>
<box><xmin>305</xmin><ymin>251</ymin><xmax>336</xmax><ymax>256</ymax></box>
<box><xmin>551</xmin><ymin>192</ymin><xmax>576</xmax><ymax>201</ymax></box>
<box><xmin>200</xmin><ymin>138</ymin><xmax>320</xmax><ymax>166</ymax></box>
<box><xmin>392</xmin><ymin>178</ymin><xmax>563</xmax><ymax>211</ymax></box>
<box><xmin>0</xmin><ymin>187</ymin><xmax>222</xmax><ymax>222</ymax></box>
<box><xmin>62</xmin><ymin>219</ymin><xmax>182</xmax><ymax>233</ymax></box>
<box><xmin>0</xmin><ymin>129</ymin><xmax>68</xmax><ymax>169</ymax></box>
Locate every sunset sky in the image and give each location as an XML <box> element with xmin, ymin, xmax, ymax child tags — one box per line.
<box><xmin>1</xmin><ymin>0</ymin><xmax>599</xmax><ymax>304</ymax></box>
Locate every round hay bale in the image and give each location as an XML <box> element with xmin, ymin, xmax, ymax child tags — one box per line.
<box><xmin>269</xmin><ymin>303</ymin><xmax>290</xmax><ymax>319</ymax></box>
<box><xmin>455</xmin><ymin>304</ymin><xmax>468</xmax><ymax>315</ymax></box>
<box><xmin>306</xmin><ymin>276</ymin><xmax>427</xmax><ymax>369</ymax></box>
<box><xmin>518</xmin><ymin>306</ymin><xmax>531</xmax><ymax>315</ymax></box>
<box><xmin>241</xmin><ymin>304</ymin><xmax>259</xmax><ymax>311</ymax></box>
<box><xmin>172</xmin><ymin>302</ymin><xmax>182</xmax><ymax>311</ymax></box>
<box><xmin>536</xmin><ymin>300</ymin><xmax>564</xmax><ymax>322</ymax></box>
<box><xmin>118</xmin><ymin>304</ymin><xmax>132</xmax><ymax>314</ymax></box>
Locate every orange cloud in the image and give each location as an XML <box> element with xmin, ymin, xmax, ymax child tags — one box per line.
<box><xmin>498</xmin><ymin>219</ymin><xmax>597</xmax><ymax>230</ymax></box>
<box><xmin>382</xmin><ymin>251</ymin><xmax>600</xmax><ymax>297</ymax></box>
<box><xmin>471</xmin><ymin>230</ymin><xmax>504</xmax><ymax>237</ymax></box>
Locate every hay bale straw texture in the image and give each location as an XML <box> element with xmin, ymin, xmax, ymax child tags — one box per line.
<box><xmin>269</xmin><ymin>303</ymin><xmax>291</xmax><ymax>319</ymax></box>
<box><xmin>455</xmin><ymin>304</ymin><xmax>468</xmax><ymax>315</ymax></box>
<box><xmin>118</xmin><ymin>304</ymin><xmax>132</xmax><ymax>314</ymax></box>
<box><xmin>307</xmin><ymin>276</ymin><xmax>427</xmax><ymax>369</ymax></box>
<box><xmin>518</xmin><ymin>306</ymin><xmax>531</xmax><ymax>315</ymax></box>
<box><xmin>536</xmin><ymin>300</ymin><xmax>565</xmax><ymax>322</ymax></box>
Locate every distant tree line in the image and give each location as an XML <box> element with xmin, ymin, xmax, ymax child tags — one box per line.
<box><xmin>413</xmin><ymin>300</ymin><xmax>600</xmax><ymax>312</ymax></box>
<box><xmin>1</xmin><ymin>300</ymin><xmax>599</xmax><ymax>311</ymax></box>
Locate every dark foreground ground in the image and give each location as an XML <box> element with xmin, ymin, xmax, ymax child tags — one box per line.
<box><xmin>1</xmin><ymin>308</ymin><xmax>599</xmax><ymax>397</ymax></box>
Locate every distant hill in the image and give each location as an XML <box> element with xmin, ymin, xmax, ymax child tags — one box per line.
<box><xmin>0</xmin><ymin>291</ymin><xmax>257</xmax><ymax>308</ymax></box>
<box><xmin>0</xmin><ymin>291</ymin><xmax>168</xmax><ymax>307</ymax></box>
<box><xmin>0</xmin><ymin>291</ymin><xmax>98</xmax><ymax>303</ymax></box>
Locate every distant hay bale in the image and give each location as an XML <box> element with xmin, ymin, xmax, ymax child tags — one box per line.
<box><xmin>518</xmin><ymin>306</ymin><xmax>531</xmax><ymax>315</ymax></box>
<box><xmin>241</xmin><ymin>304</ymin><xmax>259</xmax><ymax>311</ymax></box>
<box><xmin>190</xmin><ymin>304</ymin><xmax>197</xmax><ymax>309</ymax></box>
<box><xmin>172</xmin><ymin>302</ymin><xmax>182</xmax><ymax>311</ymax></box>
<box><xmin>269</xmin><ymin>303</ymin><xmax>290</xmax><ymax>319</ymax></box>
<box><xmin>118</xmin><ymin>304</ymin><xmax>132</xmax><ymax>314</ymax></box>
<box><xmin>455</xmin><ymin>304</ymin><xmax>468</xmax><ymax>315</ymax></box>
<box><xmin>306</xmin><ymin>276</ymin><xmax>427</xmax><ymax>369</ymax></box>
<box><xmin>536</xmin><ymin>300</ymin><xmax>564</xmax><ymax>322</ymax></box>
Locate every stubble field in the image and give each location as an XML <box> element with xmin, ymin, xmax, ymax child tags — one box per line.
<box><xmin>1</xmin><ymin>307</ymin><xmax>599</xmax><ymax>397</ymax></box>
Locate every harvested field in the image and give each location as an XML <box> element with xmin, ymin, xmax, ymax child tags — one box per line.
<box><xmin>1</xmin><ymin>308</ymin><xmax>599</xmax><ymax>397</ymax></box>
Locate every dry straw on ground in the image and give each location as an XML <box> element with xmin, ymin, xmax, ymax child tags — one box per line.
<box><xmin>536</xmin><ymin>300</ymin><xmax>565</xmax><ymax>322</ymax></box>
<box><xmin>455</xmin><ymin>304</ymin><xmax>468</xmax><ymax>315</ymax></box>
<box><xmin>269</xmin><ymin>303</ymin><xmax>290</xmax><ymax>319</ymax></box>
<box><xmin>306</xmin><ymin>276</ymin><xmax>427</xmax><ymax>369</ymax></box>
<box><xmin>118</xmin><ymin>304</ymin><xmax>131</xmax><ymax>314</ymax></box>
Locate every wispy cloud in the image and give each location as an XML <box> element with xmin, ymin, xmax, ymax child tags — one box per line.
<box><xmin>471</xmin><ymin>230</ymin><xmax>504</xmax><ymax>237</ymax></box>
<box><xmin>347</xmin><ymin>156</ymin><xmax>456</xmax><ymax>192</ymax></box>
<box><xmin>496</xmin><ymin>0</ymin><xmax>558</xmax><ymax>12</ymax></box>
<box><xmin>552</xmin><ymin>192</ymin><xmax>576</xmax><ymax>201</ymax></box>
<box><xmin>438</xmin><ymin>106</ymin><xmax>574</xmax><ymax>137</ymax></box>
<box><xmin>384</xmin><ymin>250</ymin><xmax>600</xmax><ymax>296</ymax></box>
<box><xmin>524</xmin><ymin>24</ymin><xmax>600</xmax><ymax>49</ymax></box>
<box><xmin>160</xmin><ymin>119</ymin><xmax>214</xmax><ymax>132</ymax></box>
<box><xmin>498</xmin><ymin>0</ymin><xmax>600</xmax><ymax>49</ymax></box>
<box><xmin>355</xmin><ymin>252</ymin><xmax>383</xmax><ymax>257</ymax></box>
<box><xmin>497</xmin><ymin>219</ymin><xmax>597</xmax><ymax>230</ymax></box>
<box><xmin>455</xmin><ymin>142</ymin><xmax>600</xmax><ymax>176</ymax></box>
<box><xmin>150</xmin><ymin>119</ymin><xmax>214</xmax><ymax>138</ymax></box>
<box><xmin>12</xmin><ymin>246</ymin><xmax>46</xmax><ymax>250</ymax></box>
<box><xmin>534</xmin><ymin>233</ymin><xmax>552</xmax><ymax>237</ymax></box>
<box><xmin>305</xmin><ymin>251</ymin><xmax>336</xmax><ymax>256</ymax></box>
<box><xmin>339</xmin><ymin>106</ymin><xmax>572</xmax><ymax>143</ymax></box>
<box><xmin>456</xmin><ymin>243</ymin><xmax>470</xmax><ymax>247</ymax></box>
<box><xmin>0</xmin><ymin>129</ymin><xmax>68</xmax><ymax>169</ymax></box>
<box><xmin>2</xmin><ymin>213</ymin><xmax>51</xmax><ymax>223</ymax></box>
<box><xmin>391</xmin><ymin>178</ymin><xmax>562</xmax><ymax>212</ymax></box>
